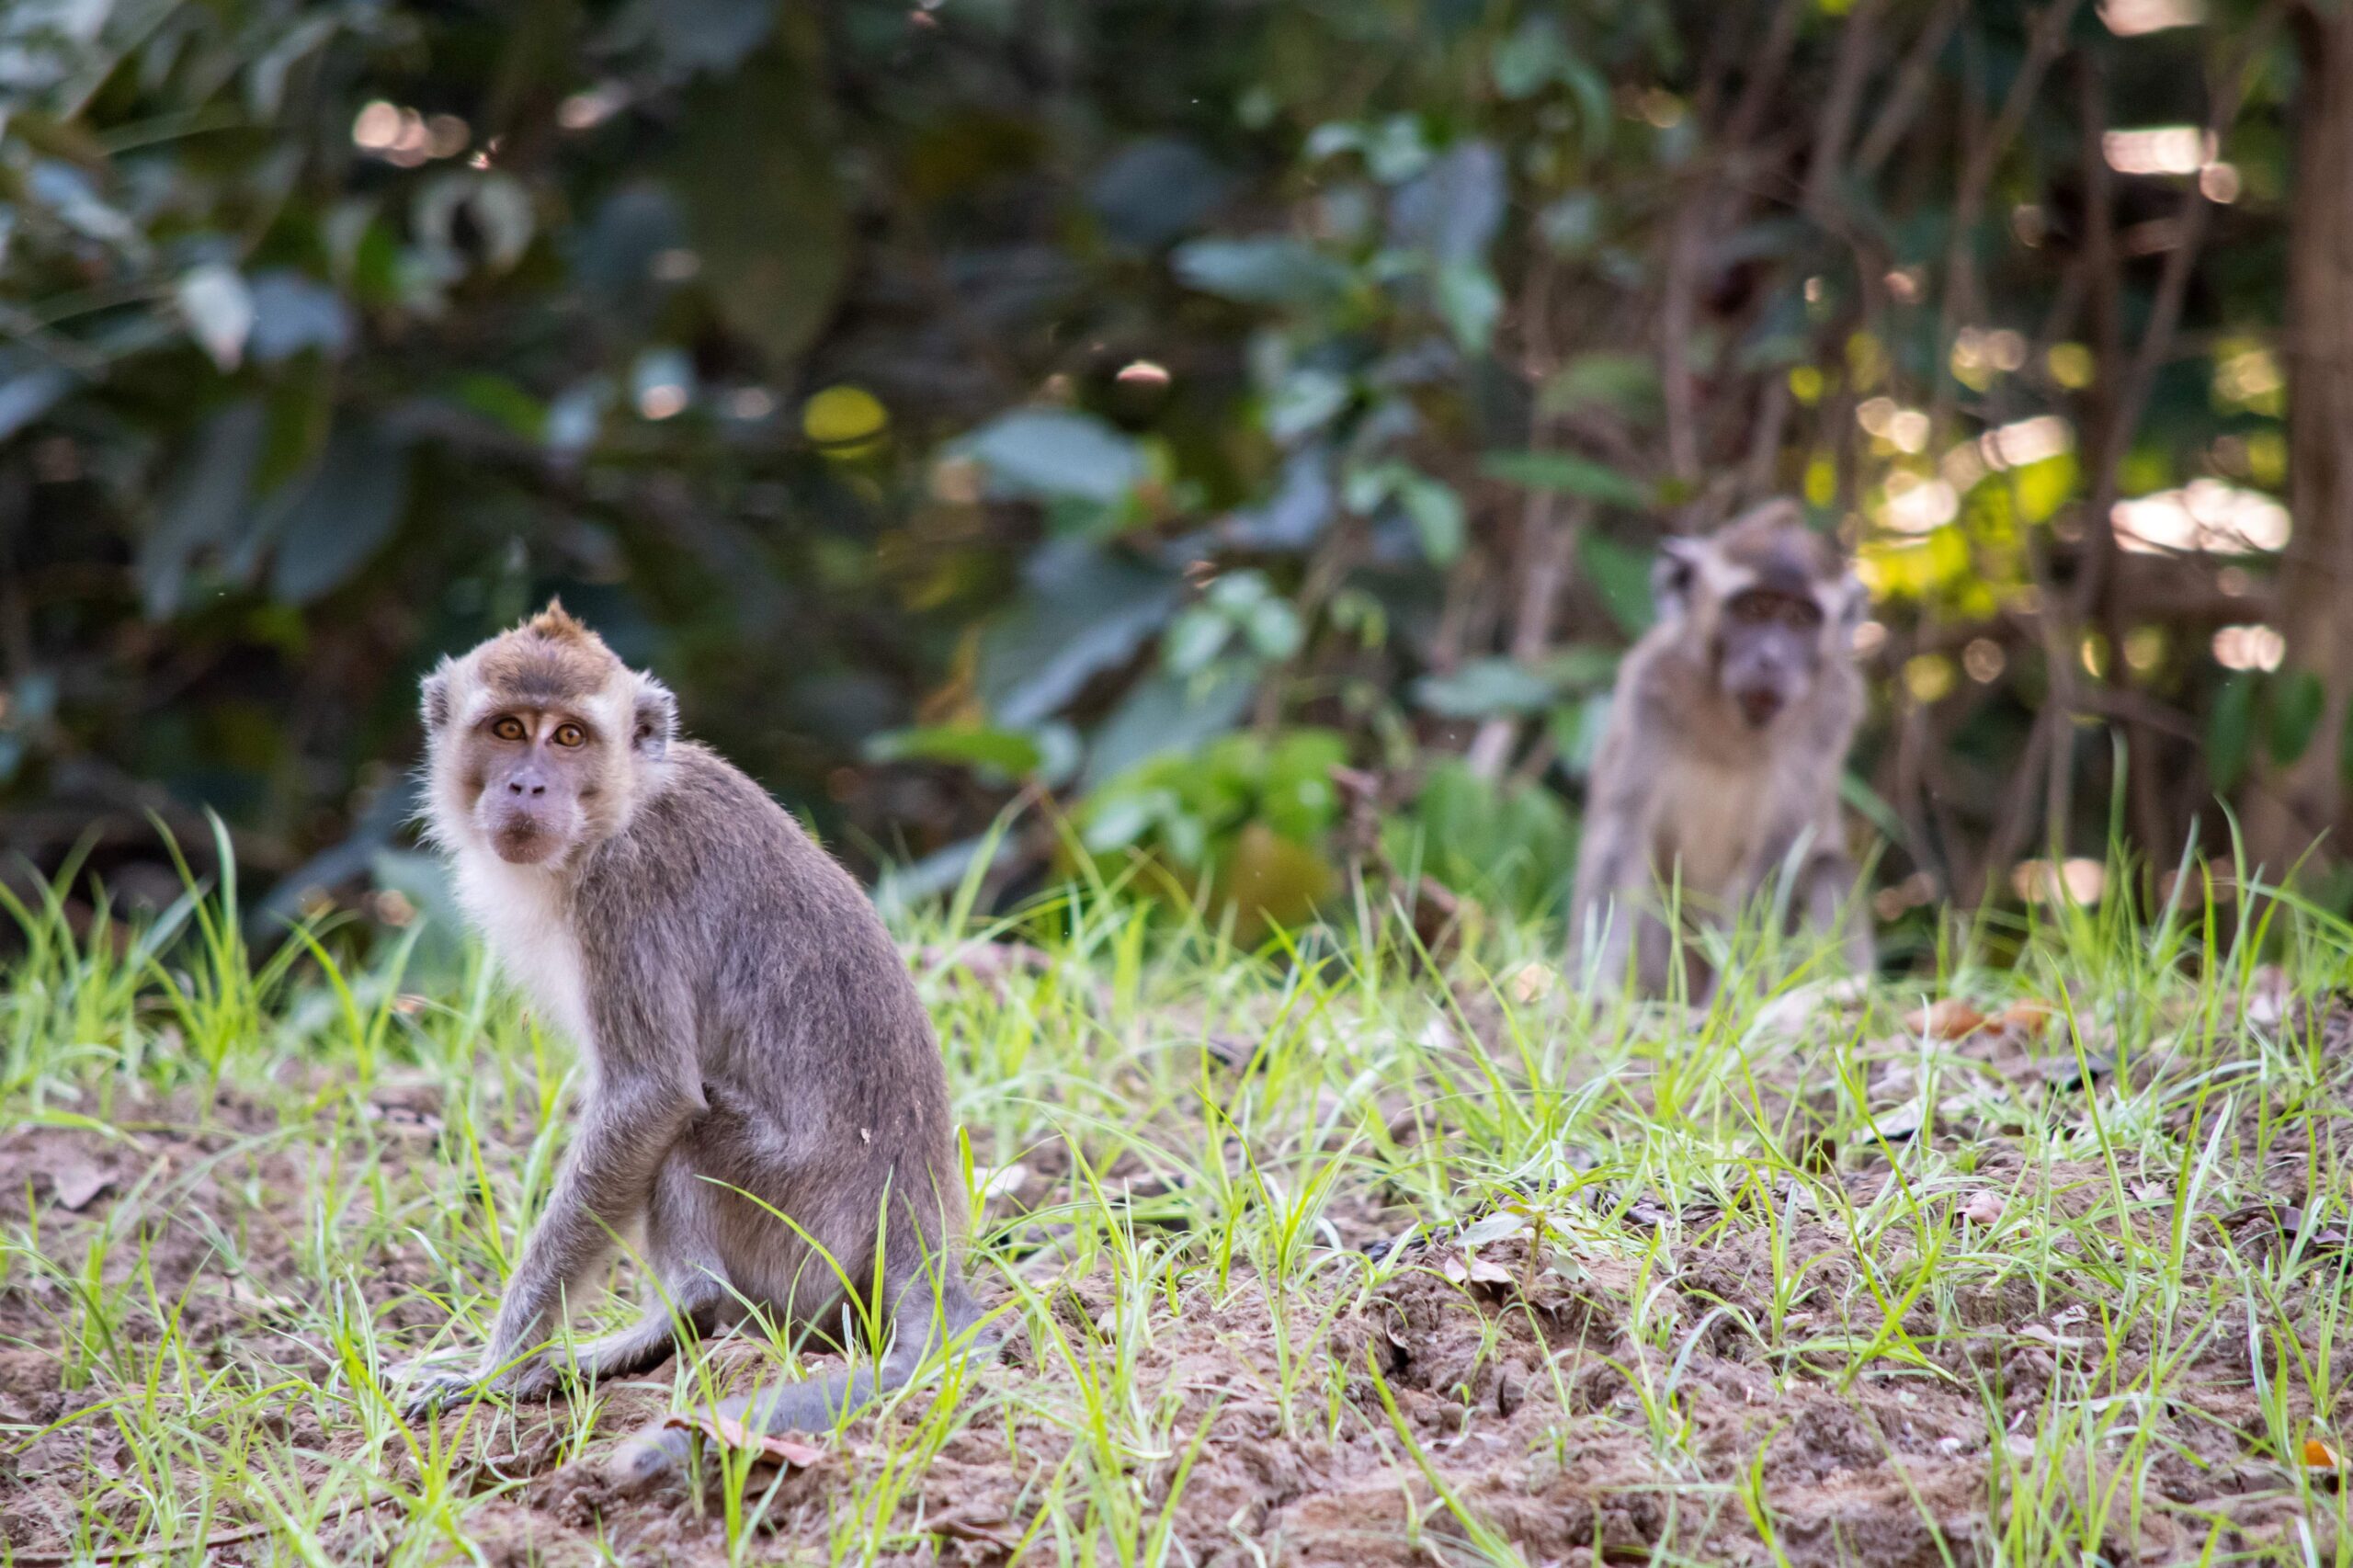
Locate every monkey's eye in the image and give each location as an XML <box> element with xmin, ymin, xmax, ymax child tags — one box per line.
<box><xmin>552</xmin><ymin>722</ymin><xmax>586</xmax><ymax>748</ymax></box>
<box><xmin>491</xmin><ymin>716</ymin><xmax>528</xmax><ymax>742</ymax></box>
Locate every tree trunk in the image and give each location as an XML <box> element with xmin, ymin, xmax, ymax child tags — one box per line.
<box><xmin>2250</xmin><ymin>6</ymin><xmax>2353</xmax><ymax>875</ymax></box>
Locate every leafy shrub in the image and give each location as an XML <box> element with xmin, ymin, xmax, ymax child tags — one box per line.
<box><xmin>1073</xmin><ymin>729</ymin><xmax>1346</xmax><ymax>937</ymax></box>
<box><xmin>1382</xmin><ymin>759</ymin><xmax>1575</xmax><ymax>921</ymax></box>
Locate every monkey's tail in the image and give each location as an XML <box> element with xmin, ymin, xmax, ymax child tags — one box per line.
<box><xmin>607</xmin><ymin>1294</ymin><xmax>991</xmax><ymax>1494</ymax></box>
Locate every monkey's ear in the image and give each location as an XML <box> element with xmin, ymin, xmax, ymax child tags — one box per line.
<box><xmin>1834</xmin><ymin>570</ymin><xmax>1869</xmax><ymax>629</ymax></box>
<box><xmin>631</xmin><ymin>675</ymin><xmax>678</xmax><ymax>761</ymax></box>
<box><xmin>420</xmin><ymin>664</ymin><xmax>453</xmax><ymax>733</ymax></box>
<box><xmin>1652</xmin><ymin>538</ymin><xmax>1702</xmax><ymax>620</ymax></box>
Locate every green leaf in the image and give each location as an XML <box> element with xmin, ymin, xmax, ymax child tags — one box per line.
<box><xmin>617</xmin><ymin>0</ymin><xmax>779</xmax><ymax>76</ymax></box>
<box><xmin>245</xmin><ymin>271</ymin><xmax>352</xmax><ymax>363</ymax></box>
<box><xmin>1539</xmin><ymin>353</ymin><xmax>1660</xmax><ymax>421</ymax></box>
<box><xmin>267</xmin><ymin>425</ymin><xmax>410</xmax><ymax>604</ymax></box>
<box><xmin>1243</xmin><ymin>597</ymin><xmax>1303</xmax><ymax>661</ymax></box>
<box><xmin>668</xmin><ymin>38</ymin><xmax>847</xmax><ymax>366</ymax></box>
<box><xmin>1398</xmin><ymin>474</ymin><xmax>1465</xmax><ymax>563</ymax></box>
<box><xmin>1391</xmin><ymin>142</ymin><xmax>1504</xmax><ymax>263</ymax></box>
<box><xmin>1433</xmin><ymin>262</ymin><xmax>1501</xmax><ymax>351</ymax></box>
<box><xmin>1267</xmin><ymin>368</ymin><xmax>1350</xmax><ymax>442</ymax></box>
<box><xmin>979</xmin><ymin>543</ymin><xmax>1179</xmax><ymax>726</ymax></box>
<box><xmin>1171</xmin><ymin>237</ymin><xmax>1349</xmax><ymax>306</ymax></box>
<box><xmin>1578</xmin><ymin>532</ymin><xmax>1657</xmax><ymax>639</ymax></box>
<box><xmin>1412</xmin><ymin>658</ymin><xmax>1555</xmax><ymax>718</ymax></box>
<box><xmin>1482</xmin><ymin>451</ymin><xmax>1651</xmax><ymax>509</ymax></box>
<box><xmin>1838</xmin><ymin>773</ymin><xmax>1909</xmax><ymax>847</ymax></box>
<box><xmin>864</xmin><ymin>724</ymin><xmax>1045</xmax><ymax>780</ymax></box>
<box><xmin>964</xmin><ymin>410</ymin><xmax>1143</xmax><ymax>504</ymax></box>
<box><xmin>1082</xmin><ymin>666</ymin><xmax>1256</xmax><ymax>787</ymax></box>
<box><xmin>142</xmin><ymin>401</ymin><xmax>267</xmax><ymax>619</ymax></box>
<box><xmin>1550</xmin><ymin>696</ymin><xmax>1610</xmax><ymax>778</ymax></box>
<box><xmin>176</xmin><ymin>264</ymin><xmax>254</xmax><ymax>371</ymax></box>
<box><xmin>0</xmin><ymin>357</ymin><xmax>74</xmax><ymax>441</ymax></box>
<box><xmin>1560</xmin><ymin>56</ymin><xmax>1613</xmax><ymax>160</ymax></box>
<box><xmin>2210</xmin><ymin>672</ymin><xmax>2257</xmax><ymax>793</ymax></box>
<box><xmin>1491</xmin><ymin>17</ymin><xmax>1572</xmax><ymax>100</ymax></box>
<box><xmin>1079</xmin><ymin>790</ymin><xmax>1167</xmax><ymax>855</ymax></box>
<box><xmin>451</xmin><ymin>373</ymin><xmax>547</xmax><ymax>440</ymax></box>
<box><xmin>2267</xmin><ymin>667</ymin><xmax>2325</xmax><ymax>766</ymax></box>
<box><xmin>1087</xmin><ymin>137</ymin><xmax>1233</xmax><ymax>249</ymax></box>
<box><xmin>1164</xmin><ymin>606</ymin><xmax>1233</xmax><ymax>676</ymax></box>
<box><xmin>1537</xmin><ymin>645</ymin><xmax>1622</xmax><ymax>691</ymax></box>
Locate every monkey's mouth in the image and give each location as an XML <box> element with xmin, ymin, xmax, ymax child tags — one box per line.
<box><xmin>1735</xmin><ymin>689</ymin><xmax>1785</xmax><ymax>728</ymax></box>
<box><xmin>487</xmin><ymin>816</ymin><xmax>563</xmax><ymax>865</ymax></box>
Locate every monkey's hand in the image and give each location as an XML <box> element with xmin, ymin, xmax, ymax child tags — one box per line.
<box><xmin>389</xmin><ymin>1351</ymin><xmax>558</xmax><ymax>1419</ymax></box>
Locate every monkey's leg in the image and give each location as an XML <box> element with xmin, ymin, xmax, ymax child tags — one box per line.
<box><xmin>1799</xmin><ymin>855</ymin><xmax>1876</xmax><ymax>976</ymax></box>
<box><xmin>558</xmin><ymin>1261</ymin><xmax>734</xmax><ymax>1383</ymax></box>
<box><xmin>606</xmin><ymin>1270</ymin><xmax>990</xmax><ymax>1494</ymax></box>
<box><xmin>560</xmin><ymin>1144</ymin><xmax>741</xmax><ymax>1382</ymax></box>
<box><xmin>1572</xmin><ymin>890</ymin><xmax>1646</xmax><ymax>994</ymax></box>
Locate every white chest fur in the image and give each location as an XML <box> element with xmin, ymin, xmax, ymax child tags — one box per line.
<box><xmin>1650</xmin><ymin>754</ymin><xmax>1758</xmax><ymax>898</ymax></box>
<box><xmin>452</xmin><ymin>852</ymin><xmax>594</xmax><ymax>1056</ymax></box>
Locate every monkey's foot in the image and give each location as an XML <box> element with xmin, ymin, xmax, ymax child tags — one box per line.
<box><xmin>389</xmin><ymin>1359</ymin><xmax>492</xmax><ymax>1419</ymax></box>
<box><xmin>605</xmin><ymin>1423</ymin><xmax>690</xmax><ymax>1495</ymax></box>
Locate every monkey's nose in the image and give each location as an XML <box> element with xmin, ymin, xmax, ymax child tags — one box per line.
<box><xmin>507</xmin><ymin>779</ymin><xmax>547</xmax><ymax>797</ymax></box>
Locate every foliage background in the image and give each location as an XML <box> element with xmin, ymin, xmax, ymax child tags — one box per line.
<box><xmin>0</xmin><ymin>0</ymin><xmax>2337</xmax><ymax>939</ymax></box>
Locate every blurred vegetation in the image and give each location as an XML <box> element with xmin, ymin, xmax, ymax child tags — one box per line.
<box><xmin>0</xmin><ymin>0</ymin><xmax>2336</xmax><ymax>942</ymax></box>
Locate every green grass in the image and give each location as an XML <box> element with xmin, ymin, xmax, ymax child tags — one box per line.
<box><xmin>3</xmin><ymin>841</ymin><xmax>2353</xmax><ymax>1565</ymax></box>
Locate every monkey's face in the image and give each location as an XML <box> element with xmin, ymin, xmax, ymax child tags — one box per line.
<box><xmin>465</xmin><ymin>710</ymin><xmax>606</xmax><ymax>865</ymax></box>
<box><xmin>420</xmin><ymin>603</ymin><xmax>682</xmax><ymax>868</ymax></box>
<box><xmin>1713</xmin><ymin>587</ymin><xmax>1826</xmax><ymax>729</ymax></box>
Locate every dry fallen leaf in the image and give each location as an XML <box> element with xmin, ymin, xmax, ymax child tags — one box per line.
<box><xmin>663</xmin><ymin>1408</ymin><xmax>826</xmax><ymax>1470</ymax></box>
<box><xmin>50</xmin><ymin>1162</ymin><xmax>114</xmax><ymax>1212</ymax></box>
<box><xmin>227</xmin><ymin>1277</ymin><xmax>303</xmax><ymax>1319</ymax></box>
<box><xmin>2307</xmin><ymin>1437</ymin><xmax>2337</xmax><ymax>1470</ymax></box>
<box><xmin>1868</xmin><ymin>1097</ymin><xmax>1928</xmax><ymax>1141</ymax></box>
<box><xmin>1905</xmin><ymin>999</ymin><xmax>1987</xmax><ymax>1040</ymax></box>
<box><xmin>1994</xmin><ymin>1001</ymin><xmax>2051</xmax><ymax>1039</ymax></box>
<box><xmin>1962</xmin><ymin>1190</ymin><xmax>2004</xmax><ymax>1225</ymax></box>
<box><xmin>1464</xmin><ymin>1254</ymin><xmax>1515</xmax><ymax>1287</ymax></box>
<box><xmin>1506</xmin><ymin>961</ymin><xmax>1558</xmax><ymax>1005</ymax></box>
<box><xmin>974</xmin><ymin>1163</ymin><xmax>1030</xmax><ymax>1202</ymax></box>
<box><xmin>2245</xmin><ymin>964</ymin><xmax>2292</xmax><ymax>1028</ymax></box>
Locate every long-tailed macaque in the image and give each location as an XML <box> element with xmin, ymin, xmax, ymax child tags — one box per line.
<box><xmin>401</xmin><ymin>602</ymin><xmax>984</xmax><ymax>1493</ymax></box>
<box><xmin>1569</xmin><ymin>501</ymin><xmax>1874</xmax><ymax>994</ymax></box>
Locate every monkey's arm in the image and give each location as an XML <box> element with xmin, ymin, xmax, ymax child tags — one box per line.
<box><xmin>1569</xmin><ymin>725</ymin><xmax>1667</xmax><ymax>991</ymax></box>
<box><xmin>1760</xmin><ymin>796</ymin><xmax>1872</xmax><ymax>978</ymax></box>
<box><xmin>400</xmin><ymin>976</ymin><xmax>703</xmax><ymax>1412</ymax></box>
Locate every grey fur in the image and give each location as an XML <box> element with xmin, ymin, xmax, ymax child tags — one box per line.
<box><xmin>1569</xmin><ymin>507</ymin><xmax>1875</xmax><ymax>996</ymax></box>
<box><xmin>399</xmin><ymin>608</ymin><xmax>984</xmax><ymax>1494</ymax></box>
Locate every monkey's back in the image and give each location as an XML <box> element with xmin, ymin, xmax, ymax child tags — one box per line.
<box><xmin>571</xmin><ymin>743</ymin><xmax>961</xmax><ymax>1312</ymax></box>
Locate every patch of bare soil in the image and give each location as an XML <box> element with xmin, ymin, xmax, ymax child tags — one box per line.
<box><xmin>0</xmin><ymin>1058</ymin><xmax>2336</xmax><ymax>1567</ymax></box>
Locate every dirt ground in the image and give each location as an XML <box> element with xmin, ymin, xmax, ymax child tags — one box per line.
<box><xmin>1</xmin><ymin>994</ymin><xmax>2347</xmax><ymax>1565</ymax></box>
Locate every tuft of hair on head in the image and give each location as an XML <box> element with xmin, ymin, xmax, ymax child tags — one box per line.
<box><xmin>517</xmin><ymin>597</ymin><xmax>601</xmax><ymax>648</ymax></box>
<box><xmin>1716</xmin><ymin>497</ymin><xmax>1843</xmax><ymax>577</ymax></box>
<box><xmin>1716</xmin><ymin>497</ymin><xmax>1805</xmax><ymax>547</ymax></box>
